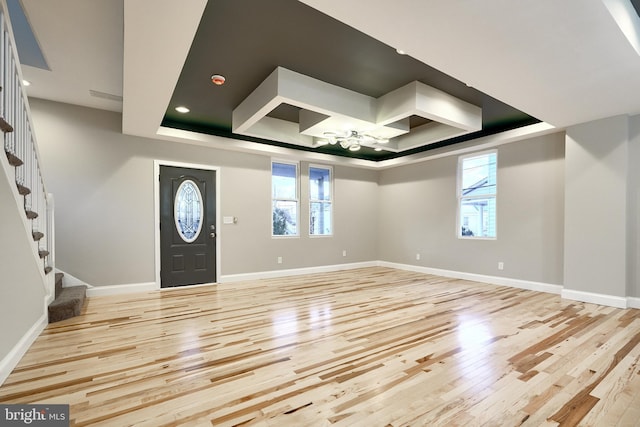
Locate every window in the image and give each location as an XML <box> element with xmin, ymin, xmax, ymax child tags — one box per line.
<box><xmin>309</xmin><ymin>165</ymin><xmax>332</xmax><ymax>236</ymax></box>
<box><xmin>272</xmin><ymin>161</ymin><xmax>299</xmax><ymax>236</ymax></box>
<box><xmin>458</xmin><ymin>151</ymin><xmax>497</xmax><ymax>238</ymax></box>
<box><xmin>174</xmin><ymin>179</ymin><xmax>203</xmax><ymax>243</ymax></box>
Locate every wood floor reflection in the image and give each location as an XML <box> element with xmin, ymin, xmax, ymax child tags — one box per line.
<box><xmin>1</xmin><ymin>267</ymin><xmax>639</xmax><ymax>426</ymax></box>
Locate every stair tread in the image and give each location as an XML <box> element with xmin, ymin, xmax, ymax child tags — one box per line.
<box><xmin>33</xmin><ymin>231</ymin><xmax>44</xmax><ymax>241</ymax></box>
<box><xmin>48</xmin><ymin>285</ymin><xmax>87</xmax><ymax>323</ymax></box>
<box><xmin>50</xmin><ymin>286</ymin><xmax>87</xmax><ymax>305</ymax></box>
<box><xmin>38</xmin><ymin>249</ymin><xmax>49</xmax><ymax>258</ymax></box>
<box><xmin>0</xmin><ymin>116</ymin><xmax>14</xmax><ymax>133</ymax></box>
<box><xmin>26</xmin><ymin>210</ymin><xmax>38</xmax><ymax>219</ymax></box>
<box><xmin>5</xmin><ymin>151</ymin><xmax>23</xmax><ymax>167</ymax></box>
<box><xmin>17</xmin><ymin>183</ymin><xmax>31</xmax><ymax>195</ymax></box>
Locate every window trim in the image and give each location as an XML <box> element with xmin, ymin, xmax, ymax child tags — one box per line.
<box><xmin>308</xmin><ymin>163</ymin><xmax>333</xmax><ymax>237</ymax></box>
<box><xmin>457</xmin><ymin>150</ymin><xmax>497</xmax><ymax>240</ymax></box>
<box><xmin>271</xmin><ymin>159</ymin><xmax>300</xmax><ymax>238</ymax></box>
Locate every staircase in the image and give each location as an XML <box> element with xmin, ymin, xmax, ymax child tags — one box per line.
<box><xmin>0</xmin><ymin>3</ymin><xmax>87</xmax><ymax>325</ymax></box>
<box><xmin>48</xmin><ymin>273</ymin><xmax>87</xmax><ymax>323</ymax></box>
<box><xmin>1</xmin><ymin>79</ymin><xmax>53</xmax><ymax>278</ymax></box>
<box><xmin>1</xmin><ymin>6</ymin><xmax>88</xmax><ymax>324</ymax></box>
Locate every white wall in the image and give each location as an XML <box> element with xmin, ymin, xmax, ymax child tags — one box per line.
<box><xmin>378</xmin><ymin>132</ymin><xmax>565</xmax><ymax>285</ymax></box>
<box><xmin>30</xmin><ymin>99</ymin><xmax>378</xmax><ymax>286</ymax></box>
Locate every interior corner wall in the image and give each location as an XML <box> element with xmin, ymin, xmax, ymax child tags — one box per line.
<box><xmin>629</xmin><ymin>114</ymin><xmax>640</xmax><ymax>298</ymax></box>
<box><xmin>28</xmin><ymin>98</ymin><xmax>378</xmax><ymax>287</ymax></box>
<box><xmin>377</xmin><ymin>132</ymin><xmax>565</xmax><ymax>285</ymax></box>
<box><xmin>564</xmin><ymin>115</ymin><xmax>629</xmax><ymax>299</ymax></box>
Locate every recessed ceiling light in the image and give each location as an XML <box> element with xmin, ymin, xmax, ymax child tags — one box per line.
<box><xmin>396</xmin><ymin>49</ymin><xmax>407</xmax><ymax>55</ymax></box>
<box><xmin>211</xmin><ymin>74</ymin><xmax>226</xmax><ymax>85</ymax></box>
<box><xmin>22</xmin><ymin>80</ymin><xmax>31</xmax><ymax>86</ymax></box>
<box><xmin>175</xmin><ymin>106</ymin><xmax>190</xmax><ymax>113</ymax></box>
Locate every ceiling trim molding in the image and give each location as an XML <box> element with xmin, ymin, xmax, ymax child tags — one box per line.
<box><xmin>156</xmin><ymin>121</ymin><xmax>559</xmax><ymax>170</ymax></box>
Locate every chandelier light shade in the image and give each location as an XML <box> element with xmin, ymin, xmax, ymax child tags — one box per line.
<box><xmin>321</xmin><ymin>130</ymin><xmax>389</xmax><ymax>151</ymax></box>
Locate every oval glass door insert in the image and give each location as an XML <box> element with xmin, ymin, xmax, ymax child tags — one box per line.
<box><xmin>174</xmin><ymin>179</ymin><xmax>204</xmax><ymax>243</ymax></box>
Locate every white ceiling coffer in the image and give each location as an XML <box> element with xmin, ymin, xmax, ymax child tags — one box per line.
<box><xmin>232</xmin><ymin>67</ymin><xmax>482</xmax><ymax>153</ymax></box>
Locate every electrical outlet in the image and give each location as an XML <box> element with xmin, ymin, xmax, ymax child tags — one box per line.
<box><xmin>416</xmin><ymin>253</ymin><xmax>421</xmax><ymax>261</ymax></box>
<box><xmin>342</xmin><ymin>250</ymin><xmax>347</xmax><ymax>257</ymax></box>
<box><xmin>277</xmin><ymin>256</ymin><xmax>283</xmax><ymax>264</ymax></box>
<box><xmin>498</xmin><ymin>262</ymin><xmax>504</xmax><ymax>270</ymax></box>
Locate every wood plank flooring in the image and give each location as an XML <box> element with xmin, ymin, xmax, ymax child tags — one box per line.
<box><xmin>1</xmin><ymin>267</ymin><xmax>640</xmax><ymax>426</ymax></box>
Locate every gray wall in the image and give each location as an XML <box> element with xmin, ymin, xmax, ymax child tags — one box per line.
<box><xmin>38</xmin><ymin>98</ymin><xmax>640</xmax><ymax>298</ymax></box>
<box><xmin>30</xmin><ymin>99</ymin><xmax>378</xmax><ymax>286</ymax></box>
<box><xmin>378</xmin><ymin>132</ymin><xmax>565</xmax><ymax>285</ymax></box>
<box><xmin>564</xmin><ymin>116</ymin><xmax>629</xmax><ymax>298</ymax></box>
<box><xmin>0</xmin><ymin>159</ymin><xmax>46</xmax><ymax>361</ymax></box>
<box><xmin>631</xmin><ymin>115</ymin><xmax>640</xmax><ymax>298</ymax></box>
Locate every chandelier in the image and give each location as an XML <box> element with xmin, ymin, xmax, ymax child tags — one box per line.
<box><xmin>316</xmin><ymin>130</ymin><xmax>390</xmax><ymax>151</ymax></box>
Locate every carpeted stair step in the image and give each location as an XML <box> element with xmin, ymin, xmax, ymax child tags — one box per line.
<box><xmin>48</xmin><ymin>285</ymin><xmax>87</xmax><ymax>323</ymax></box>
<box><xmin>0</xmin><ymin>116</ymin><xmax>13</xmax><ymax>133</ymax></box>
<box><xmin>5</xmin><ymin>150</ymin><xmax>22</xmax><ymax>167</ymax></box>
<box><xmin>55</xmin><ymin>272</ymin><xmax>63</xmax><ymax>298</ymax></box>
<box><xmin>16</xmin><ymin>183</ymin><xmax>30</xmax><ymax>195</ymax></box>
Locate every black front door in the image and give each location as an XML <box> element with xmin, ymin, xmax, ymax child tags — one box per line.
<box><xmin>160</xmin><ymin>166</ymin><xmax>216</xmax><ymax>287</ymax></box>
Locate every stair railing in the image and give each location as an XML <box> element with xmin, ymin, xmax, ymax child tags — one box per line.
<box><xmin>1</xmin><ymin>6</ymin><xmax>54</xmax><ymax>279</ymax></box>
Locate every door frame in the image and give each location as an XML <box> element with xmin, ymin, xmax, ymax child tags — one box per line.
<box><xmin>154</xmin><ymin>160</ymin><xmax>221</xmax><ymax>289</ymax></box>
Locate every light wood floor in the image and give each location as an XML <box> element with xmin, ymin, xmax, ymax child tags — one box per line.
<box><xmin>1</xmin><ymin>267</ymin><xmax>640</xmax><ymax>426</ymax></box>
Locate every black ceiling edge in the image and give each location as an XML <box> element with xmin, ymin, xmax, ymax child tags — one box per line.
<box><xmin>160</xmin><ymin>119</ymin><xmax>387</xmax><ymax>161</ymax></box>
<box><xmin>631</xmin><ymin>0</ymin><xmax>640</xmax><ymax>18</ymax></box>
<box><xmin>161</xmin><ymin>117</ymin><xmax>541</xmax><ymax>163</ymax></box>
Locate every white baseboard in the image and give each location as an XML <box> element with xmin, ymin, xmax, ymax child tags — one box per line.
<box><xmin>81</xmin><ymin>263</ymin><xmax>638</xmax><ymax>310</ymax></box>
<box><xmin>379</xmin><ymin>261</ymin><xmax>563</xmax><ymax>295</ymax></box>
<box><xmin>0</xmin><ymin>313</ymin><xmax>47</xmax><ymax>386</ymax></box>
<box><xmin>86</xmin><ymin>282</ymin><xmax>157</xmax><ymax>297</ymax></box>
<box><xmin>561</xmin><ymin>289</ymin><xmax>628</xmax><ymax>309</ymax></box>
<box><xmin>220</xmin><ymin>261</ymin><xmax>378</xmax><ymax>284</ymax></box>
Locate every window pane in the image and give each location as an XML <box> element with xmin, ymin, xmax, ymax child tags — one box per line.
<box><xmin>461</xmin><ymin>153</ymin><xmax>496</xmax><ymax>195</ymax></box>
<box><xmin>310</xmin><ymin>167</ymin><xmax>331</xmax><ymax>200</ymax></box>
<box><xmin>272</xmin><ymin>163</ymin><xmax>297</xmax><ymax>199</ymax></box>
<box><xmin>460</xmin><ymin>196</ymin><xmax>496</xmax><ymax>237</ymax></box>
<box><xmin>273</xmin><ymin>200</ymin><xmax>298</xmax><ymax>235</ymax></box>
<box><xmin>310</xmin><ymin>202</ymin><xmax>332</xmax><ymax>235</ymax></box>
<box><xmin>174</xmin><ymin>180</ymin><xmax>203</xmax><ymax>243</ymax></box>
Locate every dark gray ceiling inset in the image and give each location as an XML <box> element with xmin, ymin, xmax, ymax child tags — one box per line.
<box><xmin>162</xmin><ymin>0</ymin><xmax>537</xmax><ymax>161</ymax></box>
